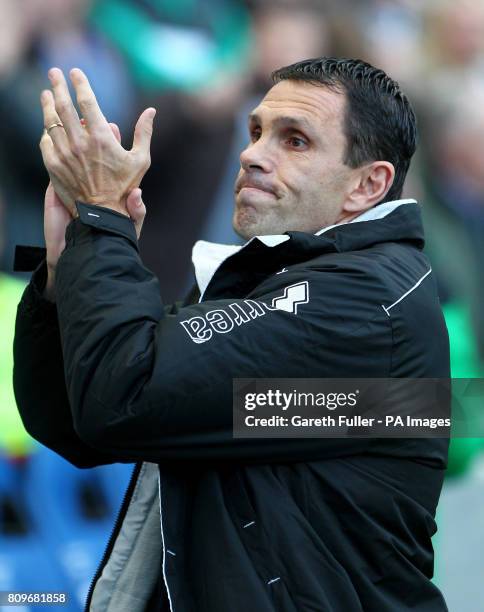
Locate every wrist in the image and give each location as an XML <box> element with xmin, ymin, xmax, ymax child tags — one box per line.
<box><xmin>80</xmin><ymin>197</ymin><xmax>129</xmax><ymax>217</ymax></box>
<box><xmin>100</xmin><ymin>204</ymin><xmax>130</xmax><ymax>217</ymax></box>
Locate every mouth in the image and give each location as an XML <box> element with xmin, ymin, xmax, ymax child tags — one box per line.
<box><xmin>239</xmin><ymin>186</ymin><xmax>275</xmax><ymax>196</ymax></box>
<box><xmin>235</xmin><ymin>180</ymin><xmax>277</xmax><ymax>198</ymax></box>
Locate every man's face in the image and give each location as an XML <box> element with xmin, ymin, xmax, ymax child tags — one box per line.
<box><xmin>233</xmin><ymin>79</ymin><xmax>356</xmax><ymax>239</ymax></box>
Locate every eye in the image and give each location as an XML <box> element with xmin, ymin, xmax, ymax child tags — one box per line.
<box><xmin>250</xmin><ymin>127</ymin><xmax>261</xmax><ymax>142</ymax></box>
<box><xmin>286</xmin><ymin>136</ymin><xmax>308</xmax><ymax>149</ymax></box>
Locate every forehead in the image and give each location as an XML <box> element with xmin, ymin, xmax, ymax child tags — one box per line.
<box><xmin>251</xmin><ymin>80</ymin><xmax>346</xmax><ymax>132</ymax></box>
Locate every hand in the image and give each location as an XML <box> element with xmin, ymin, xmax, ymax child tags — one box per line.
<box><xmin>43</xmin><ymin>122</ymin><xmax>147</xmax><ymax>302</ymax></box>
<box><xmin>39</xmin><ymin>67</ymin><xmax>155</xmax><ymax>216</ymax></box>
<box><xmin>44</xmin><ymin>181</ymin><xmax>71</xmax><ymax>278</ymax></box>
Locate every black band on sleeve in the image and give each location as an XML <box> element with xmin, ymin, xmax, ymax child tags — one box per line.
<box><xmin>13</xmin><ymin>245</ymin><xmax>47</xmax><ymax>272</ymax></box>
<box><xmin>75</xmin><ymin>201</ymin><xmax>138</xmax><ymax>249</ymax></box>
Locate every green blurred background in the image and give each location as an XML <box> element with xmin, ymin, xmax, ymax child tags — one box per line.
<box><xmin>1</xmin><ymin>0</ymin><xmax>483</xmax><ymax>609</ymax></box>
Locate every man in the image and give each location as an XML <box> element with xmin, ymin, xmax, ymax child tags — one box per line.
<box><xmin>14</xmin><ymin>58</ymin><xmax>449</xmax><ymax>611</ymax></box>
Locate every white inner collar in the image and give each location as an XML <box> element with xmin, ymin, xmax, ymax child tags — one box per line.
<box><xmin>192</xmin><ymin>198</ymin><xmax>417</xmax><ymax>299</ymax></box>
<box><xmin>315</xmin><ymin>198</ymin><xmax>417</xmax><ymax>235</ymax></box>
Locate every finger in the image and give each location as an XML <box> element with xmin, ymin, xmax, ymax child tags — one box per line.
<box><xmin>39</xmin><ymin>129</ymin><xmax>58</xmax><ymax>172</ymax></box>
<box><xmin>131</xmin><ymin>108</ymin><xmax>156</xmax><ymax>154</ymax></box>
<box><xmin>83</xmin><ymin>116</ymin><xmax>121</xmax><ymax>146</ymax></box>
<box><xmin>48</xmin><ymin>67</ymin><xmax>83</xmax><ymax>144</ymax></box>
<box><xmin>126</xmin><ymin>188</ymin><xmax>146</xmax><ymax>239</ymax></box>
<box><xmin>69</xmin><ymin>67</ymin><xmax>109</xmax><ymax>133</ymax></box>
<box><xmin>41</xmin><ymin>89</ymin><xmax>71</xmax><ymax>153</ymax></box>
<box><xmin>109</xmin><ymin>122</ymin><xmax>122</xmax><ymax>143</ymax></box>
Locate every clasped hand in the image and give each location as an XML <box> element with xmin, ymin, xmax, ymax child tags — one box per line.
<box><xmin>40</xmin><ymin>67</ymin><xmax>156</xmax><ymax>217</ymax></box>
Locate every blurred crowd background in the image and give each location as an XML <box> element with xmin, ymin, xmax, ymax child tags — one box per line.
<box><xmin>0</xmin><ymin>0</ymin><xmax>483</xmax><ymax>610</ymax></box>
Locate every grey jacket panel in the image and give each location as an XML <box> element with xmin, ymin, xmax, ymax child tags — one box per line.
<box><xmin>90</xmin><ymin>463</ymin><xmax>162</xmax><ymax>612</ymax></box>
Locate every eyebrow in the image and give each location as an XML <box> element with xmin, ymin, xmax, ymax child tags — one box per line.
<box><xmin>248</xmin><ymin>113</ymin><xmax>315</xmax><ymax>134</ymax></box>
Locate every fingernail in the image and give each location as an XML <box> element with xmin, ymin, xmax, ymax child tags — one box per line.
<box><xmin>48</xmin><ymin>68</ymin><xmax>58</xmax><ymax>81</ymax></box>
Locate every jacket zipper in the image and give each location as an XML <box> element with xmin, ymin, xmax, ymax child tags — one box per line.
<box><xmin>158</xmin><ymin>468</ymin><xmax>174</xmax><ymax>612</ymax></box>
<box><xmin>84</xmin><ymin>462</ymin><xmax>142</xmax><ymax>611</ymax></box>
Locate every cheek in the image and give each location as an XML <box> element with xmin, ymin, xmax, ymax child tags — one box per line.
<box><xmin>293</xmin><ymin>164</ymin><xmax>349</xmax><ymax>219</ymax></box>
<box><xmin>313</xmin><ymin>162</ymin><xmax>350</xmax><ymax>195</ymax></box>
<box><xmin>277</xmin><ymin>157</ymin><xmax>313</xmax><ymax>194</ymax></box>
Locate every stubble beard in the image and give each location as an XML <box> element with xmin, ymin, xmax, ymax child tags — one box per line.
<box><xmin>232</xmin><ymin>203</ymin><xmax>259</xmax><ymax>240</ymax></box>
<box><xmin>233</xmin><ymin>201</ymin><xmax>288</xmax><ymax>240</ymax></box>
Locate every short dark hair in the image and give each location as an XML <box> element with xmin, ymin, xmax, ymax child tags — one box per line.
<box><xmin>272</xmin><ymin>57</ymin><xmax>417</xmax><ymax>203</ymax></box>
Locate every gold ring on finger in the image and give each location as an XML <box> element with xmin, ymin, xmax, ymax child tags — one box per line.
<box><xmin>46</xmin><ymin>122</ymin><xmax>64</xmax><ymax>133</ymax></box>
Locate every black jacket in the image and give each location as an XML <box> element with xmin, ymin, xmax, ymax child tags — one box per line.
<box><xmin>14</xmin><ymin>199</ymin><xmax>450</xmax><ymax>611</ymax></box>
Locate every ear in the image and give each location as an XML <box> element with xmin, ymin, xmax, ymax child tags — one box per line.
<box><xmin>343</xmin><ymin>161</ymin><xmax>395</xmax><ymax>214</ymax></box>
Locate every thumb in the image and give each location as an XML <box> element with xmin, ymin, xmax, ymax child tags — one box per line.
<box><xmin>132</xmin><ymin>107</ymin><xmax>156</xmax><ymax>153</ymax></box>
<box><xmin>44</xmin><ymin>181</ymin><xmax>56</xmax><ymax>210</ymax></box>
<box><xmin>45</xmin><ymin>180</ymin><xmax>72</xmax><ymax>213</ymax></box>
<box><xmin>126</xmin><ymin>188</ymin><xmax>146</xmax><ymax>239</ymax></box>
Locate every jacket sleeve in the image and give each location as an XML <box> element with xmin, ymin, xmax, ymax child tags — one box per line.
<box><xmin>13</xmin><ymin>260</ymin><xmax>122</xmax><ymax>468</ymax></box>
<box><xmin>54</xmin><ymin>203</ymin><xmax>391</xmax><ymax>465</ymax></box>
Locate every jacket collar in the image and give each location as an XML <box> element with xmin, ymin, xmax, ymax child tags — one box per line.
<box><xmin>315</xmin><ymin>198</ymin><xmax>418</xmax><ymax>235</ymax></box>
<box><xmin>193</xmin><ymin>199</ymin><xmax>424</xmax><ymax>299</ymax></box>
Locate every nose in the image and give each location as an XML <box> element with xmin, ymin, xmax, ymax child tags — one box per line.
<box><xmin>239</xmin><ymin>139</ymin><xmax>273</xmax><ymax>174</ymax></box>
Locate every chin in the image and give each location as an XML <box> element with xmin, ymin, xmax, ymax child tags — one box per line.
<box><xmin>233</xmin><ymin>221</ymin><xmax>256</xmax><ymax>241</ymax></box>
<box><xmin>233</xmin><ymin>207</ymin><xmax>260</xmax><ymax>240</ymax></box>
